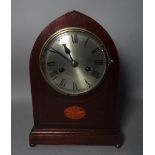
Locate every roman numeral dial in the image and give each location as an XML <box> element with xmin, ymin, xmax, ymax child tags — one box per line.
<box><xmin>73</xmin><ymin>82</ymin><xmax>78</xmax><ymax>90</ymax></box>
<box><xmin>40</xmin><ymin>28</ymin><xmax>108</xmax><ymax>95</ymax></box>
<box><xmin>59</xmin><ymin>79</ymin><xmax>66</xmax><ymax>87</ymax></box>
<box><xmin>84</xmin><ymin>37</ymin><xmax>89</xmax><ymax>46</ymax></box>
<box><xmin>84</xmin><ymin>79</ymin><xmax>90</xmax><ymax>87</ymax></box>
<box><xmin>47</xmin><ymin>61</ymin><xmax>56</xmax><ymax>66</ymax></box>
<box><xmin>91</xmin><ymin>47</ymin><xmax>100</xmax><ymax>54</ymax></box>
<box><xmin>94</xmin><ymin>60</ymin><xmax>104</xmax><ymax>65</ymax></box>
<box><xmin>71</xmin><ymin>33</ymin><xmax>78</xmax><ymax>44</ymax></box>
<box><xmin>50</xmin><ymin>70</ymin><xmax>58</xmax><ymax>78</ymax></box>
<box><xmin>91</xmin><ymin>70</ymin><xmax>101</xmax><ymax>79</ymax></box>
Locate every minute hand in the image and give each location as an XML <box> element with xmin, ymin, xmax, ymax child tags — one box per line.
<box><xmin>49</xmin><ymin>48</ymin><xmax>73</xmax><ymax>64</ymax></box>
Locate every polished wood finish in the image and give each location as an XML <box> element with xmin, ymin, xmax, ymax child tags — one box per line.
<box><xmin>30</xmin><ymin>128</ymin><xmax>122</xmax><ymax>146</ymax></box>
<box><xmin>29</xmin><ymin>11</ymin><xmax>122</xmax><ymax>146</ymax></box>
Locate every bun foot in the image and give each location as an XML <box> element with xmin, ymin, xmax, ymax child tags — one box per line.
<box><xmin>115</xmin><ymin>144</ymin><xmax>121</xmax><ymax>148</ymax></box>
<box><xmin>30</xmin><ymin>143</ymin><xmax>36</xmax><ymax>147</ymax></box>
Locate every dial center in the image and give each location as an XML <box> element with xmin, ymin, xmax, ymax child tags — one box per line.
<box><xmin>72</xmin><ymin>60</ymin><xmax>78</xmax><ymax>67</ymax></box>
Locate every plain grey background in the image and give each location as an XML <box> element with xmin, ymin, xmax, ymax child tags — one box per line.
<box><xmin>12</xmin><ymin>0</ymin><xmax>143</xmax><ymax>155</ymax></box>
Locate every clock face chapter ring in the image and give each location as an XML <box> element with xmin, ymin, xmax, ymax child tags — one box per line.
<box><xmin>39</xmin><ymin>27</ymin><xmax>110</xmax><ymax>96</ymax></box>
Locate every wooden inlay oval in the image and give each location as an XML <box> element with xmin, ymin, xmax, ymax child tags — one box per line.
<box><xmin>64</xmin><ymin>106</ymin><xmax>86</xmax><ymax>120</ymax></box>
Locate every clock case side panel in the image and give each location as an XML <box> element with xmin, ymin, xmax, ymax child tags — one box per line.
<box><xmin>29</xmin><ymin>11</ymin><xmax>122</xmax><ymax>146</ymax></box>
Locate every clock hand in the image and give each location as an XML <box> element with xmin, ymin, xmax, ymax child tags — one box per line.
<box><xmin>62</xmin><ymin>44</ymin><xmax>74</xmax><ymax>62</ymax></box>
<box><xmin>49</xmin><ymin>48</ymin><xmax>73</xmax><ymax>65</ymax></box>
<box><xmin>62</xmin><ymin>44</ymin><xmax>78</xmax><ymax>67</ymax></box>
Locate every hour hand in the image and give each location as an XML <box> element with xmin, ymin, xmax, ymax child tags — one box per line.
<box><xmin>62</xmin><ymin>44</ymin><xmax>73</xmax><ymax>61</ymax></box>
<box><xmin>62</xmin><ymin>44</ymin><xmax>71</xmax><ymax>55</ymax></box>
<box><xmin>62</xmin><ymin>44</ymin><xmax>78</xmax><ymax>67</ymax></box>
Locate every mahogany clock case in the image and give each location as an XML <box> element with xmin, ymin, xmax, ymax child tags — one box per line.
<box><xmin>29</xmin><ymin>11</ymin><xmax>123</xmax><ymax>146</ymax></box>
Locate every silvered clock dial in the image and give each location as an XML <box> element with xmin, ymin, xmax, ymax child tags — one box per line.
<box><xmin>40</xmin><ymin>28</ymin><xmax>109</xmax><ymax>95</ymax></box>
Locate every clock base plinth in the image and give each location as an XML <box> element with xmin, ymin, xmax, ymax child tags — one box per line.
<box><xmin>29</xmin><ymin>127</ymin><xmax>123</xmax><ymax>147</ymax></box>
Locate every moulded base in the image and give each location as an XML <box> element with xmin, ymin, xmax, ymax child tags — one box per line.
<box><xmin>29</xmin><ymin>126</ymin><xmax>123</xmax><ymax>147</ymax></box>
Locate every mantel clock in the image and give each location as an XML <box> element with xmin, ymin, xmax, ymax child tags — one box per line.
<box><xmin>29</xmin><ymin>11</ymin><xmax>123</xmax><ymax>147</ymax></box>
